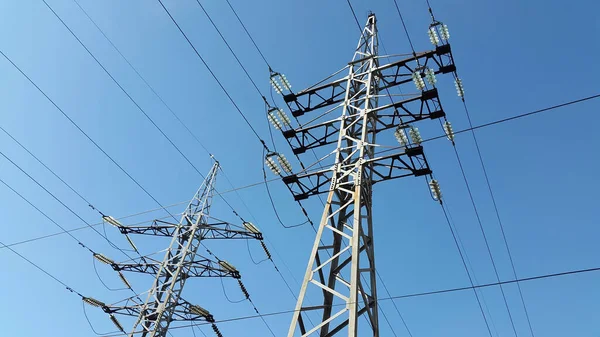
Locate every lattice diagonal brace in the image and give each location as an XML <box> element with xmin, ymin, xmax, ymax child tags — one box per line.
<box><xmin>287</xmin><ymin>14</ymin><xmax>381</xmax><ymax>337</ymax></box>
<box><xmin>129</xmin><ymin>161</ymin><xmax>221</xmax><ymax>337</ymax></box>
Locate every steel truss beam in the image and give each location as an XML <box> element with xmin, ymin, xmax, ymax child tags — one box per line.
<box><xmin>113</xmin><ymin>255</ymin><xmax>241</xmax><ymax>279</ymax></box>
<box><xmin>116</xmin><ymin>219</ymin><xmax>263</xmax><ymax>240</ymax></box>
<box><xmin>282</xmin><ymin>89</ymin><xmax>444</xmax><ymax>154</ymax></box>
<box><xmin>283</xmin><ymin>46</ymin><xmax>455</xmax><ymax>118</ymax></box>
<box><xmin>104</xmin><ymin>296</ymin><xmax>216</xmax><ymax>323</ymax></box>
<box><xmin>283</xmin><ymin>146</ymin><xmax>431</xmax><ymax>200</ymax></box>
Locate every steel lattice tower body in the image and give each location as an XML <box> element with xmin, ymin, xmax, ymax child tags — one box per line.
<box><xmin>275</xmin><ymin>13</ymin><xmax>456</xmax><ymax>337</ymax></box>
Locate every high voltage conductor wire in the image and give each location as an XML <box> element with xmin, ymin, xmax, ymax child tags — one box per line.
<box><xmin>224</xmin><ymin>0</ymin><xmax>271</xmax><ymax>68</ymax></box>
<box><xmin>424</xmin><ymin>0</ymin><xmax>534</xmax><ymax>333</ymax></box>
<box><xmin>0</xmin><ymin>238</ymin><xmax>86</xmax><ymax>299</ymax></box>
<box><xmin>98</xmin><ymin>263</ymin><xmax>600</xmax><ymax>337</ymax></box>
<box><xmin>183</xmin><ymin>0</ymin><xmax>319</xmax><ymax>231</ymax></box>
<box><xmin>3</xmin><ymin>92</ymin><xmax>598</xmax><ymax>252</ymax></box>
<box><xmin>0</xmin><ymin>49</ymin><xmax>172</xmax><ymax>221</ymax></box>
<box><xmin>193</xmin><ymin>0</ymin><xmax>264</xmax><ymax>98</ymax></box>
<box><xmin>156</xmin><ymin>0</ymin><xmax>268</xmax><ymax>150</ymax></box>
<box><xmin>439</xmin><ymin>202</ymin><xmax>493</xmax><ymax>336</ymax></box>
<box><xmin>71</xmin><ymin>0</ymin><xmax>211</xmax><ymax>157</ymax></box>
<box><xmin>0</xmin><ymin>150</ymin><xmax>136</xmax><ymax>262</ymax></box>
<box><xmin>445</xmin><ymin>124</ymin><xmax>520</xmax><ymax>337</ymax></box>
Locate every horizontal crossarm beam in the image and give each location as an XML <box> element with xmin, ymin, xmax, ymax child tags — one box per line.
<box><xmin>283</xmin><ymin>45</ymin><xmax>455</xmax><ymax>117</ymax></box>
<box><xmin>282</xmin><ymin>146</ymin><xmax>430</xmax><ymax>200</ymax></box>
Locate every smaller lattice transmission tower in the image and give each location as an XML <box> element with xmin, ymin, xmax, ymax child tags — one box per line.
<box><xmin>84</xmin><ymin>161</ymin><xmax>269</xmax><ymax>337</ymax></box>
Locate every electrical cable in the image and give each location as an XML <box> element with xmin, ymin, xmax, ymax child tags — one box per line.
<box><xmin>376</xmin><ymin>271</ymin><xmax>413</xmax><ymax>337</ymax></box>
<box><xmin>0</xmin><ymin>238</ymin><xmax>85</xmax><ymax>297</ymax></box>
<box><xmin>187</xmin><ymin>0</ymin><xmax>322</xmax><ymax>237</ymax></box>
<box><xmin>72</xmin><ymin>0</ymin><xmax>212</xmax><ymax>158</ymax></box>
<box><xmin>72</xmin><ymin>0</ymin><xmax>265</xmax><ymax>231</ymax></box>
<box><xmin>444</xmin><ymin>125</ymin><xmax>520</xmax><ymax>336</ymax></box>
<box><xmin>224</xmin><ymin>0</ymin><xmax>271</xmax><ymax>68</ymax></box>
<box><xmin>0</xmin><ymin>154</ymin><xmax>149</xmax><ymax>315</ymax></box>
<box><xmin>391</xmin><ymin>0</ymin><xmax>417</xmax><ymax>56</ymax></box>
<box><xmin>0</xmin><ymin>149</ymin><xmax>137</xmax><ymax>260</ymax></box>
<box><xmin>460</xmin><ymin>100</ymin><xmax>537</xmax><ymax>337</ymax></box>
<box><xmin>439</xmin><ymin>203</ymin><xmax>494</xmax><ymax>337</ymax></box>
<box><xmin>99</xmin><ymin>262</ymin><xmax>600</xmax><ymax>337</ymax></box>
<box><xmin>443</xmin><ymin>199</ymin><xmax>501</xmax><ymax>337</ymax></box>
<box><xmin>0</xmin><ymin>49</ymin><xmax>171</xmax><ymax>220</ymax></box>
<box><xmin>373</xmin><ymin>93</ymin><xmax>600</xmax><ymax>157</ymax></box>
<box><xmin>0</xmin><ymin>125</ymin><xmax>102</xmax><ymax>215</ymax></box>
<box><xmin>41</xmin><ymin>0</ymin><xmax>207</xmax><ymax>178</ymax></box>
<box><xmin>193</xmin><ymin>0</ymin><xmax>264</xmax><ymax>98</ymax></box>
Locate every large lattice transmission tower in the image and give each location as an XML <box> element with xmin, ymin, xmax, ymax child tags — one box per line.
<box><xmin>268</xmin><ymin>13</ymin><xmax>456</xmax><ymax>337</ymax></box>
<box><xmin>85</xmin><ymin>161</ymin><xmax>267</xmax><ymax>337</ymax></box>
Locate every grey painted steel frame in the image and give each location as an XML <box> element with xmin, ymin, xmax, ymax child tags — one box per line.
<box><xmin>287</xmin><ymin>14</ymin><xmax>380</xmax><ymax>337</ymax></box>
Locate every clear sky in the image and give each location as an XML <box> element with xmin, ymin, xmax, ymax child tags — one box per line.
<box><xmin>0</xmin><ymin>0</ymin><xmax>599</xmax><ymax>336</ymax></box>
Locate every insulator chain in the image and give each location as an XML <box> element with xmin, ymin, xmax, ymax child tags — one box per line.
<box><xmin>265</xmin><ymin>152</ymin><xmax>293</xmax><ymax>176</ymax></box>
<box><xmin>110</xmin><ymin>314</ymin><xmax>125</xmax><ymax>333</ymax></box>
<box><xmin>238</xmin><ymin>279</ymin><xmax>250</xmax><ymax>299</ymax></box>
<box><xmin>270</xmin><ymin>71</ymin><xmax>292</xmax><ymax>94</ymax></box>
<box><xmin>443</xmin><ymin>121</ymin><xmax>455</xmax><ymax>143</ymax></box>
<box><xmin>409</xmin><ymin>127</ymin><xmax>422</xmax><ymax>145</ymax></box>
<box><xmin>394</xmin><ymin>126</ymin><xmax>409</xmax><ymax>146</ymax></box>
<box><xmin>211</xmin><ymin>323</ymin><xmax>224</xmax><ymax>337</ymax></box>
<box><xmin>260</xmin><ymin>241</ymin><xmax>272</xmax><ymax>260</ymax></box>
<box><xmin>428</xmin><ymin>22</ymin><xmax>450</xmax><ymax>46</ymax></box>
<box><xmin>429</xmin><ymin>179</ymin><xmax>443</xmax><ymax>202</ymax></box>
<box><xmin>455</xmin><ymin>77</ymin><xmax>465</xmax><ymax>98</ymax></box>
<box><xmin>268</xmin><ymin>107</ymin><xmax>292</xmax><ymax>130</ymax></box>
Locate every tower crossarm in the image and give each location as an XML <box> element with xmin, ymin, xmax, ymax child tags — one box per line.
<box><xmin>283</xmin><ymin>46</ymin><xmax>455</xmax><ymax>117</ymax></box>
<box><xmin>116</xmin><ymin>219</ymin><xmax>262</xmax><ymax>240</ymax></box>
<box><xmin>104</xmin><ymin>296</ymin><xmax>215</xmax><ymax>323</ymax></box>
<box><xmin>283</xmin><ymin>89</ymin><xmax>445</xmax><ymax>154</ymax></box>
<box><xmin>113</xmin><ymin>255</ymin><xmax>241</xmax><ymax>279</ymax></box>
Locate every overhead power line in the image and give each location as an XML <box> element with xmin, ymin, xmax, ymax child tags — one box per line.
<box><xmin>0</xmin><ymin>238</ymin><xmax>84</xmax><ymax>297</ymax></box>
<box><xmin>0</xmin><ymin>48</ymin><xmax>170</xmax><ymax>218</ymax></box>
<box><xmin>42</xmin><ymin>0</ymin><xmax>207</xmax><ymax>183</ymax></box>
<box><xmin>223</xmin><ymin>0</ymin><xmax>271</xmax><ymax>68</ymax></box>
<box><xmin>156</xmin><ymin>0</ymin><xmax>268</xmax><ymax>150</ymax></box>
<box><xmin>71</xmin><ymin>0</ymin><xmax>212</xmax><ymax>157</ymax></box>
<box><xmin>439</xmin><ymin>202</ymin><xmax>493</xmax><ymax>336</ymax></box>
<box><xmin>97</xmin><ymin>264</ymin><xmax>600</xmax><ymax>337</ymax></box>
<box><xmin>193</xmin><ymin>0</ymin><xmax>264</xmax><ymax>98</ymax></box>
<box><xmin>3</xmin><ymin>92</ymin><xmax>597</xmax><ymax>251</ymax></box>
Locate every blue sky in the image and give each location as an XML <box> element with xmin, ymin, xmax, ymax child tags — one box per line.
<box><xmin>0</xmin><ymin>0</ymin><xmax>599</xmax><ymax>336</ymax></box>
